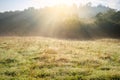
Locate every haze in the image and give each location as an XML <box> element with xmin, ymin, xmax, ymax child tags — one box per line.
<box><xmin>0</xmin><ymin>0</ymin><xmax>120</xmax><ymax>12</ymax></box>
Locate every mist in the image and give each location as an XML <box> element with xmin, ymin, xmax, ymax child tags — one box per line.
<box><xmin>0</xmin><ymin>4</ymin><xmax>120</xmax><ymax>40</ymax></box>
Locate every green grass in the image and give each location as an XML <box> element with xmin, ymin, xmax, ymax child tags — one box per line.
<box><xmin>0</xmin><ymin>37</ymin><xmax>120</xmax><ymax>80</ymax></box>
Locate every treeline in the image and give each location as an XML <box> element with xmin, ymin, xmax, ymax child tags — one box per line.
<box><xmin>0</xmin><ymin>4</ymin><xmax>120</xmax><ymax>39</ymax></box>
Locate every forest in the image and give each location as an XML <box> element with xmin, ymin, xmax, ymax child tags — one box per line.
<box><xmin>0</xmin><ymin>4</ymin><xmax>120</xmax><ymax>39</ymax></box>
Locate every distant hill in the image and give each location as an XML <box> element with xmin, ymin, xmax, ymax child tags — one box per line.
<box><xmin>0</xmin><ymin>4</ymin><xmax>120</xmax><ymax>39</ymax></box>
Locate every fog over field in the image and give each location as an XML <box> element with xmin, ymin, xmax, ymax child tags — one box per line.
<box><xmin>0</xmin><ymin>3</ymin><xmax>120</xmax><ymax>39</ymax></box>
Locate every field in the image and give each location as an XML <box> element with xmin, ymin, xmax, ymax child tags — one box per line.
<box><xmin>0</xmin><ymin>37</ymin><xmax>120</xmax><ymax>80</ymax></box>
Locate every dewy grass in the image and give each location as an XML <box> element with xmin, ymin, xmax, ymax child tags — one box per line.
<box><xmin>0</xmin><ymin>37</ymin><xmax>120</xmax><ymax>80</ymax></box>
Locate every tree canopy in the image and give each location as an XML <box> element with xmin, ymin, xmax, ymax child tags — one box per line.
<box><xmin>0</xmin><ymin>4</ymin><xmax>120</xmax><ymax>39</ymax></box>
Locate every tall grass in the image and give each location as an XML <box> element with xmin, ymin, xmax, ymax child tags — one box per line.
<box><xmin>0</xmin><ymin>37</ymin><xmax>120</xmax><ymax>80</ymax></box>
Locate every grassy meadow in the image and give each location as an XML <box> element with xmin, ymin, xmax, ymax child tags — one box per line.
<box><xmin>0</xmin><ymin>37</ymin><xmax>120</xmax><ymax>80</ymax></box>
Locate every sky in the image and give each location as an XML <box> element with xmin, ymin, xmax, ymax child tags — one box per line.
<box><xmin>0</xmin><ymin>0</ymin><xmax>120</xmax><ymax>12</ymax></box>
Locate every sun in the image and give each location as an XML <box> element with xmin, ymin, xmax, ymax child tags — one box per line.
<box><xmin>31</xmin><ymin>0</ymin><xmax>82</xmax><ymax>8</ymax></box>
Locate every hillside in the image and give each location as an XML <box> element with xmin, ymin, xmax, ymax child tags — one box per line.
<box><xmin>0</xmin><ymin>5</ymin><xmax>120</xmax><ymax>39</ymax></box>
